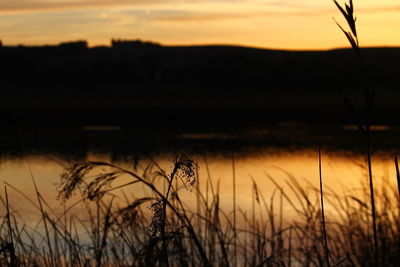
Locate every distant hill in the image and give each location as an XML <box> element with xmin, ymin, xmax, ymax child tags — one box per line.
<box><xmin>1</xmin><ymin>40</ymin><xmax>399</xmax><ymax>96</ymax></box>
<box><xmin>0</xmin><ymin>41</ymin><xmax>399</xmax><ymax>126</ymax></box>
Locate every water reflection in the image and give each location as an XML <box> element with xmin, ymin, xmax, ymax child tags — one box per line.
<box><xmin>1</xmin><ymin>149</ymin><xmax>397</xmax><ymax>223</ymax></box>
<box><xmin>3</xmin><ymin>123</ymin><xmax>400</xmax><ymax>159</ymax></box>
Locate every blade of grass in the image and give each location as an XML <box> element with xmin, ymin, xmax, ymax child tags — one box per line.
<box><xmin>232</xmin><ymin>153</ymin><xmax>237</xmax><ymax>267</ymax></box>
<box><xmin>318</xmin><ymin>146</ymin><xmax>330</xmax><ymax>267</ymax></box>
<box><xmin>5</xmin><ymin>187</ymin><xmax>17</xmax><ymax>266</ymax></box>
<box><xmin>395</xmin><ymin>157</ymin><xmax>400</xmax><ymax>199</ymax></box>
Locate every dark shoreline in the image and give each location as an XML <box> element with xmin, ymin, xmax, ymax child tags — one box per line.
<box><xmin>1</xmin><ymin>121</ymin><xmax>399</xmax><ymax>159</ymax></box>
<box><xmin>1</xmin><ymin>43</ymin><xmax>399</xmax><ymax>157</ymax></box>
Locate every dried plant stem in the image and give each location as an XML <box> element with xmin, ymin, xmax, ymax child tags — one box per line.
<box><xmin>333</xmin><ymin>1</ymin><xmax>378</xmax><ymax>263</ymax></box>
<box><xmin>395</xmin><ymin>157</ymin><xmax>400</xmax><ymax>199</ymax></box>
<box><xmin>160</xmin><ymin>165</ymin><xmax>179</xmax><ymax>267</ymax></box>
<box><xmin>318</xmin><ymin>146</ymin><xmax>330</xmax><ymax>267</ymax></box>
<box><xmin>366</xmin><ymin>127</ymin><xmax>379</xmax><ymax>265</ymax></box>
<box><xmin>232</xmin><ymin>153</ymin><xmax>237</xmax><ymax>267</ymax></box>
<box><xmin>5</xmin><ymin>187</ymin><xmax>16</xmax><ymax>266</ymax></box>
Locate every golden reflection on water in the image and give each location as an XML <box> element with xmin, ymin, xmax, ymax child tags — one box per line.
<box><xmin>1</xmin><ymin>150</ymin><xmax>398</xmax><ymax>224</ymax></box>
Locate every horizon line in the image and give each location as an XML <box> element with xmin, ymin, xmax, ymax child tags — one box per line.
<box><xmin>1</xmin><ymin>39</ymin><xmax>399</xmax><ymax>52</ymax></box>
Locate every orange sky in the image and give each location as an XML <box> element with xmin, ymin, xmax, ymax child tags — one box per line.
<box><xmin>0</xmin><ymin>0</ymin><xmax>399</xmax><ymax>50</ymax></box>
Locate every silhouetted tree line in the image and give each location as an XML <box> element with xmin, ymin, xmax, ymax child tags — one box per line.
<box><xmin>111</xmin><ymin>39</ymin><xmax>160</xmax><ymax>49</ymax></box>
<box><xmin>0</xmin><ymin>40</ymin><xmax>399</xmax><ymax>97</ymax></box>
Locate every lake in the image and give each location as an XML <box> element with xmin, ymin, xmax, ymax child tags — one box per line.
<box><xmin>1</xmin><ymin>123</ymin><xmax>398</xmax><ymax>219</ymax></box>
<box><xmin>0</xmin><ymin>123</ymin><xmax>399</xmax><ymax>266</ymax></box>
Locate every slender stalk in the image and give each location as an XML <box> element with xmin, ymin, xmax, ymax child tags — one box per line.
<box><xmin>34</xmin><ymin>180</ymin><xmax>54</xmax><ymax>266</ymax></box>
<box><xmin>366</xmin><ymin>126</ymin><xmax>379</xmax><ymax>265</ymax></box>
<box><xmin>5</xmin><ymin>187</ymin><xmax>17</xmax><ymax>266</ymax></box>
<box><xmin>13</xmin><ymin>106</ymin><xmax>55</xmax><ymax>266</ymax></box>
<box><xmin>252</xmin><ymin>181</ymin><xmax>256</xmax><ymax>265</ymax></box>
<box><xmin>333</xmin><ymin>1</ymin><xmax>378</xmax><ymax>263</ymax></box>
<box><xmin>318</xmin><ymin>146</ymin><xmax>330</xmax><ymax>267</ymax></box>
<box><xmin>204</xmin><ymin>156</ymin><xmax>211</xmax><ymax>256</ymax></box>
<box><xmin>232</xmin><ymin>153</ymin><xmax>237</xmax><ymax>267</ymax></box>
<box><xmin>288</xmin><ymin>227</ymin><xmax>292</xmax><ymax>267</ymax></box>
<box><xmin>395</xmin><ymin>157</ymin><xmax>400</xmax><ymax>199</ymax></box>
<box><xmin>160</xmin><ymin>165</ymin><xmax>179</xmax><ymax>267</ymax></box>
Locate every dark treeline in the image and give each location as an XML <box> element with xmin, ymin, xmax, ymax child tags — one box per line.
<box><xmin>0</xmin><ymin>40</ymin><xmax>400</xmax><ymax>128</ymax></box>
<box><xmin>1</xmin><ymin>40</ymin><xmax>400</xmax><ymax>96</ymax></box>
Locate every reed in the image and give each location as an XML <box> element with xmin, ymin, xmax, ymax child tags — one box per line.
<box><xmin>333</xmin><ymin>0</ymin><xmax>378</xmax><ymax>264</ymax></box>
<box><xmin>318</xmin><ymin>146</ymin><xmax>330</xmax><ymax>267</ymax></box>
<box><xmin>4</xmin><ymin>187</ymin><xmax>16</xmax><ymax>266</ymax></box>
<box><xmin>395</xmin><ymin>157</ymin><xmax>400</xmax><ymax>199</ymax></box>
<box><xmin>1</xmin><ymin>156</ymin><xmax>399</xmax><ymax>266</ymax></box>
<box><xmin>231</xmin><ymin>153</ymin><xmax>237</xmax><ymax>267</ymax></box>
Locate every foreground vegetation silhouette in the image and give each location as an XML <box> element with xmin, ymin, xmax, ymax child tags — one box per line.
<box><xmin>1</xmin><ymin>154</ymin><xmax>399</xmax><ymax>266</ymax></box>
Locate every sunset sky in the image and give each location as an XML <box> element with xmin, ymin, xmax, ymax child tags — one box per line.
<box><xmin>0</xmin><ymin>0</ymin><xmax>399</xmax><ymax>49</ymax></box>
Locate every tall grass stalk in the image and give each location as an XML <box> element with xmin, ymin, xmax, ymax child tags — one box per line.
<box><xmin>333</xmin><ymin>0</ymin><xmax>378</xmax><ymax>263</ymax></box>
<box><xmin>232</xmin><ymin>153</ymin><xmax>237</xmax><ymax>267</ymax></box>
<box><xmin>32</xmin><ymin>177</ymin><xmax>54</xmax><ymax>266</ymax></box>
<box><xmin>395</xmin><ymin>157</ymin><xmax>400</xmax><ymax>199</ymax></box>
<box><xmin>318</xmin><ymin>146</ymin><xmax>330</xmax><ymax>267</ymax></box>
<box><xmin>4</xmin><ymin>187</ymin><xmax>16</xmax><ymax>266</ymax></box>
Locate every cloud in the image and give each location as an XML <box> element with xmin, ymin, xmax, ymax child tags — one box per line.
<box><xmin>3</xmin><ymin>0</ymin><xmax>400</xmax><ymax>16</ymax></box>
<box><xmin>0</xmin><ymin>0</ymin><xmax>247</xmax><ymax>13</ymax></box>
<box><xmin>152</xmin><ymin>9</ymin><xmax>333</xmax><ymax>22</ymax></box>
<box><xmin>0</xmin><ymin>0</ymin><xmax>168</xmax><ymax>13</ymax></box>
<box><xmin>360</xmin><ymin>6</ymin><xmax>400</xmax><ymax>13</ymax></box>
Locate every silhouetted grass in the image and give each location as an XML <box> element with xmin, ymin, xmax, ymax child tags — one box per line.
<box><xmin>0</xmin><ymin>156</ymin><xmax>399</xmax><ymax>266</ymax></box>
<box><xmin>318</xmin><ymin>146</ymin><xmax>330</xmax><ymax>267</ymax></box>
<box><xmin>334</xmin><ymin>0</ymin><xmax>379</xmax><ymax>264</ymax></box>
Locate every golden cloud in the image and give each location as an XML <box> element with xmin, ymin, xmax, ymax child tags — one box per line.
<box><xmin>0</xmin><ymin>0</ymin><xmax>169</xmax><ymax>13</ymax></box>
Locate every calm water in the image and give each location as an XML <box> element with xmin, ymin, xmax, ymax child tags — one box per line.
<box><xmin>1</xmin><ymin>148</ymin><xmax>398</xmax><ymax>220</ymax></box>
<box><xmin>0</xmin><ymin>124</ymin><xmax>399</xmax><ymax>232</ymax></box>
